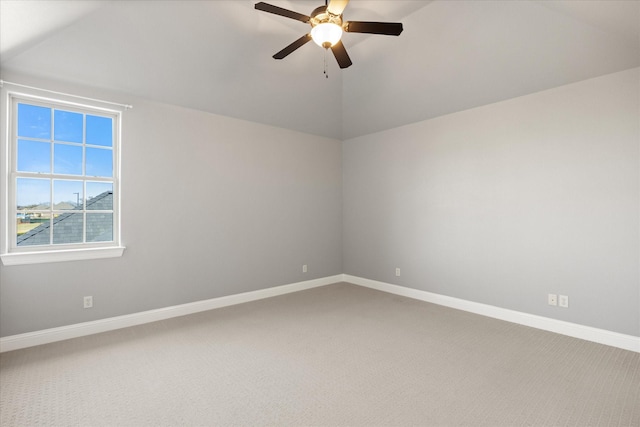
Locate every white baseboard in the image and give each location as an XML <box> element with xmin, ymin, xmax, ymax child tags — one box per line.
<box><xmin>0</xmin><ymin>275</ymin><xmax>342</xmax><ymax>353</ymax></box>
<box><xmin>3</xmin><ymin>274</ymin><xmax>638</xmax><ymax>353</ymax></box>
<box><xmin>344</xmin><ymin>275</ymin><xmax>640</xmax><ymax>353</ymax></box>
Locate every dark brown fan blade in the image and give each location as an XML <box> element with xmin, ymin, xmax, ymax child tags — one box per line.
<box><xmin>255</xmin><ymin>2</ymin><xmax>310</xmax><ymax>23</ymax></box>
<box><xmin>330</xmin><ymin>40</ymin><xmax>352</xmax><ymax>69</ymax></box>
<box><xmin>345</xmin><ymin>21</ymin><xmax>403</xmax><ymax>36</ymax></box>
<box><xmin>273</xmin><ymin>34</ymin><xmax>312</xmax><ymax>59</ymax></box>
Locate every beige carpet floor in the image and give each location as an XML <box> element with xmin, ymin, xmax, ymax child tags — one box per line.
<box><xmin>1</xmin><ymin>282</ymin><xmax>639</xmax><ymax>426</ymax></box>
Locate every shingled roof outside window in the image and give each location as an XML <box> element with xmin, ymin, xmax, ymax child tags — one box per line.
<box><xmin>17</xmin><ymin>191</ymin><xmax>113</xmax><ymax>246</ymax></box>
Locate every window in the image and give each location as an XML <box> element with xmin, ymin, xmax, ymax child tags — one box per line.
<box><xmin>1</xmin><ymin>91</ymin><xmax>124</xmax><ymax>265</ymax></box>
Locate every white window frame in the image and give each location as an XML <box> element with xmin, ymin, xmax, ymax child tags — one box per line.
<box><xmin>1</xmin><ymin>88</ymin><xmax>125</xmax><ymax>266</ymax></box>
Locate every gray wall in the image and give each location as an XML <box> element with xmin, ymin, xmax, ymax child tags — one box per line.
<box><xmin>0</xmin><ymin>75</ymin><xmax>343</xmax><ymax>337</ymax></box>
<box><xmin>343</xmin><ymin>68</ymin><xmax>640</xmax><ymax>337</ymax></box>
<box><xmin>2</xmin><ymin>68</ymin><xmax>638</xmax><ymax>339</ymax></box>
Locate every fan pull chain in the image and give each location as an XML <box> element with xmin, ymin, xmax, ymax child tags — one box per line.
<box><xmin>324</xmin><ymin>49</ymin><xmax>329</xmax><ymax>79</ymax></box>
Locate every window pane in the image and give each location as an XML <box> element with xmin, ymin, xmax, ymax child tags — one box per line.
<box><xmin>86</xmin><ymin>213</ymin><xmax>113</xmax><ymax>242</ymax></box>
<box><xmin>17</xmin><ymin>178</ymin><xmax>50</xmax><ymax>210</ymax></box>
<box><xmin>86</xmin><ymin>115</ymin><xmax>113</xmax><ymax>147</ymax></box>
<box><xmin>17</xmin><ymin>140</ymin><xmax>51</xmax><ymax>173</ymax></box>
<box><xmin>54</xmin><ymin>143</ymin><xmax>83</xmax><ymax>175</ymax></box>
<box><xmin>52</xmin><ymin>213</ymin><xmax>83</xmax><ymax>244</ymax></box>
<box><xmin>17</xmin><ymin>215</ymin><xmax>51</xmax><ymax>246</ymax></box>
<box><xmin>54</xmin><ymin>110</ymin><xmax>83</xmax><ymax>143</ymax></box>
<box><xmin>53</xmin><ymin>180</ymin><xmax>83</xmax><ymax>210</ymax></box>
<box><xmin>18</xmin><ymin>104</ymin><xmax>51</xmax><ymax>139</ymax></box>
<box><xmin>86</xmin><ymin>182</ymin><xmax>113</xmax><ymax>210</ymax></box>
<box><xmin>86</xmin><ymin>147</ymin><xmax>113</xmax><ymax>177</ymax></box>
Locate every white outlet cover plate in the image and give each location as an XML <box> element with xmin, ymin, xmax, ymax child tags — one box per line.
<box><xmin>559</xmin><ymin>295</ymin><xmax>569</xmax><ymax>308</ymax></box>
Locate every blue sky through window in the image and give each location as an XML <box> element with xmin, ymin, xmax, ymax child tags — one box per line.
<box><xmin>16</xmin><ymin>103</ymin><xmax>114</xmax><ymax>208</ymax></box>
<box><xmin>54</xmin><ymin>144</ymin><xmax>83</xmax><ymax>175</ymax></box>
<box><xmin>86</xmin><ymin>115</ymin><xmax>113</xmax><ymax>147</ymax></box>
<box><xmin>16</xmin><ymin>178</ymin><xmax>50</xmax><ymax>208</ymax></box>
<box><xmin>54</xmin><ymin>110</ymin><xmax>83</xmax><ymax>143</ymax></box>
<box><xmin>17</xmin><ymin>104</ymin><xmax>51</xmax><ymax>139</ymax></box>
<box><xmin>17</xmin><ymin>140</ymin><xmax>50</xmax><ymax>173</ymax></box>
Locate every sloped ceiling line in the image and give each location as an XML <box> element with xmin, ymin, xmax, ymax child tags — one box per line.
<box><xmin>1</xmin><ymin>0</ymin><xmax>638</xmax><ymax>140</ymax></box>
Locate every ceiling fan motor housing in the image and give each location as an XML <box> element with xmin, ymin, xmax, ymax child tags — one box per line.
<box><xmin>310</xmin><ymin>6</ymin><xmax>343</xmax><ymax>29</ymax></box>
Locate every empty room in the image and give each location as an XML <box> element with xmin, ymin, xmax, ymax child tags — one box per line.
<box><xmin>0</xmin><ymin>0</ymin><xmax>638</xmax><ymax>425</ymax></box>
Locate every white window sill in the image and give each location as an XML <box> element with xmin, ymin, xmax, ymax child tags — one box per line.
<box><xmin>1</xmin><ymin>246</ymin><xmax>125</xmax><ymax>266</ymax></box>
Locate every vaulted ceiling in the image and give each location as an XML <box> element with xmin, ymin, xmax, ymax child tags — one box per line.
<box><xmin>1</xmin><ymin>0</ymin><xmax>638</xmax><ymax>139</ymax></box>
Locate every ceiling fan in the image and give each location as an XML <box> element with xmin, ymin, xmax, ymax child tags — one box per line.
<box><xmin>255</xmin><ymin>0</ymin><xmax>403</xmax><ymax>69</ymax></box>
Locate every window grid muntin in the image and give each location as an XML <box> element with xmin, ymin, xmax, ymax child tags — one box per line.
<box><xmin>10</xmin><ymin>95</ymin><xmax>119</xmax><ymax>251</ymax></box>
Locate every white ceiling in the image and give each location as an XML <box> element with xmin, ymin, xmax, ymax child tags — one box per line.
<box><xmin>1</xmin><ymin>0</ymin><xmax>638</xmax><ymax>140</ymax></box>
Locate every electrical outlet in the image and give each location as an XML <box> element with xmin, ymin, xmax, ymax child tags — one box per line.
<box><xmin>395</xmin><ymin>267</ymin><xmax>401</xmax><ymax>277</ymax></box>
<box><xmin>559</xmin><ymin>295</ymin><xmax>569</xmax><ymax>308</ymax></box>
<box><xmin>548</xmin><ymin>293</ymin><xmax>557</xmax><ymax>306</ymax></box>
<box><xmin>302</xmin><ymin>264</ymin><xmax>307</xmax><ymax>273</ymax></box>
<box><xmin>83</xmin><ymin>296</ymin><xmax>93</xmax><ymax>309</ymax></box>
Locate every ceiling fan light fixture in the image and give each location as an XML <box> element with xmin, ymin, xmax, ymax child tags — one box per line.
<box><xmin>255</xmin><ymin>1</ymin><xmax>403</xmax><ymax>69</ymax></box>
<box><xmin>311</xmin><ymin>22</ymin><xmax>343</xmax><ymax>48</ymax></box>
